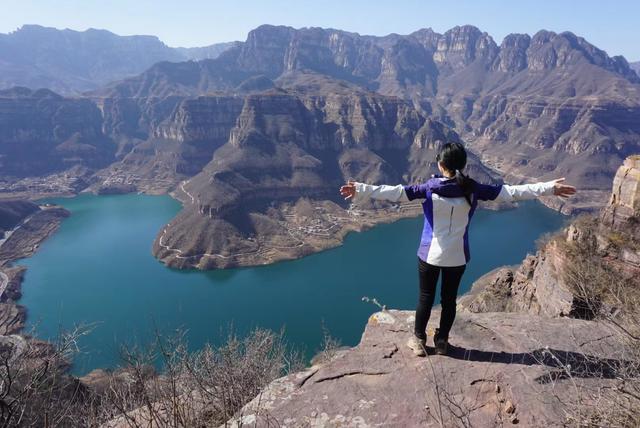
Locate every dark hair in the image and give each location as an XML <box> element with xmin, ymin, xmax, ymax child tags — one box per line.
<box><xmin>436</xmin><ymin>142</ymin><xmax>474</xmax><ymax>205</ymax></box>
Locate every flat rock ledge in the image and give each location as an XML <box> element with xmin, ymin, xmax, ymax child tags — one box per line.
<box><xmin>227</xmin><ymin>309</ymin><xmax>624</xmax><ymax>427</ymax></box>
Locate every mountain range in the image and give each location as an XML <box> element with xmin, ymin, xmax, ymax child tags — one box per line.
<box><xmin>1</xmin><ymin>24</ymin><xmax>639</xmax><ymax>269</ymax></box>
<box><xmin>0</xmin><ymin>25</ymin><xmax>238</xmax><ymax>94</ymax></box>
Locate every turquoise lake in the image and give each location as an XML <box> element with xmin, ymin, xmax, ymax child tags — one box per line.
<box><xmin>18</xmin><ymin>194</ymin><xmax>566</xmax><ymax>375</ymax></box>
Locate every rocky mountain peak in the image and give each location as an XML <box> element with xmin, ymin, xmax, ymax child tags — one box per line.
<box><xmin>495</xmin><ymin>33</ymin><xmax>531</xmax><ymax>71</ymax></box>
<box><xmin>524</xmin><ymin>30</ymin><xmax>639</xmax><ymax>80</ymax></box>
<box><xmin>433</xmin><ymin>25</ymin><xmax>499</xmax><ymax>69</ymax></box>
<box><xmin>408</xmin><ymin>27</ymin><xmax>441</xmax><ymax>52</ymax></box>
<box><xmin>237</xmin><ymin>25</ymin><xmax>293</xmax><ymax>76</ymax></box>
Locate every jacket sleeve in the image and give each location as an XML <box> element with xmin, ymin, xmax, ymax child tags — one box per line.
<box><xmin>353</xmin><ymin>182</ymin><xmax>409</xmax><ymax>202</ymax></box>
<box><xmin>402</xmin><ymin>182</ymin><xmax>433</xmax><ymax>201</ymax></box>
<box><xmin>475</xmin><ymin>181</ymin><xmax>556</xmax><ymax>202</ymax></box>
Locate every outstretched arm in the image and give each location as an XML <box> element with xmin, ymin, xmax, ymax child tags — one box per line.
<box><xmin>476</xmin><ymin>178</ymin><xmax>576</xmax><ymax>202</ymax></box>
<box><xmin>339</xmin><ymin>181</ymin><xmax>409</xmax><ymax>202</ymax></box>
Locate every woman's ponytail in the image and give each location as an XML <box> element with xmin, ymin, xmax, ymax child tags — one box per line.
<box><xmin>455</xmin><ymin>169</ymin><xmax>474</xmax><ymax>206</ymax></box>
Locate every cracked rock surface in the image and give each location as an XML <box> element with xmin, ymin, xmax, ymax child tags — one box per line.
<box><xmin>227</xmin><ymin>309</ymin><xmax>624</xmax><ymax>427</ymax></box>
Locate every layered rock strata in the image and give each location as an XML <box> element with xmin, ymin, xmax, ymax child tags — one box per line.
<box><xmin>151</xmin><ymin>92</ymin><xmax>497</xmax><ymax>269</ymax></box>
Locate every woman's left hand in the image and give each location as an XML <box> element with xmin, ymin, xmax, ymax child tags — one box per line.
<box><xmin>339</xmin><ymin>181</ymin><xmax>357</xmax><ymax>200</ymax></box>
<box><xmin>552</xmin><ymin>178</ymin><xmax>577</xmax><ymax>198</ymax></box>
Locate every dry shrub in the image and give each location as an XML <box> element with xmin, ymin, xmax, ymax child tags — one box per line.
<box><xmin>0</xmin><ymin>326</ymin><xmax>303</xmax><ymax>427</ymax></box>
<box><xmin>0</xmin><ymin>326</ymin><xmax>92</xmax><ymax>427</ymax></box>
<box><xmin>95</xmin><ymin>327</ymin><xmax>304</xmax><ymax>427</ymax></box>
<box><xmin>553</xmin><ymin>214</ymin><xmax>640</xmax><ymax>427</ymax></box>
<box><xmin>311</xmin><ymin>320</ymin><xmax>342</xmax><ymax>365</ymax></box>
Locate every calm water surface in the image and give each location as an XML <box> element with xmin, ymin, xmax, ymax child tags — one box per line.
<box><xmin>18</xmin><ymin>194</ymin><xmax>566</xmax><ymax>375</ymax></box>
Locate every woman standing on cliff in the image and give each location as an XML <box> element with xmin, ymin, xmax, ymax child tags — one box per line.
<box><xmin>339</xmin><ymin>143</ymin><xmax>576</xmax><ymax>356</ymax></box>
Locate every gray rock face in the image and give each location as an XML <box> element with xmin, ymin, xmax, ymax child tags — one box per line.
<box><xmin>228</xmin><ymin>309</ymin><xmax>624</xmax><ymax>427</ymax></box>
<box><xmin>461</xmin><ymin>249</ymin><xmax>574</xmax><ymax>317</ymax></box>
<box><xmin>601</xmin><ymin>155</ymin><xmax>640</xmax><ymax>233</ymax></box>
<box><xmin>98</xmin><ymin>25</ymin><xmax>639</xmax><ymax>99</ymax></box>
<box><xmin>0</xmin><ymin>87</ymin><xmax>114</xmax><ymax>177</ymax></box>
<box><xmin>463</xmin><ymin>155</ymin><xmax>640</xmax><ymax>318</ymax></box>
<box><xmin>495</xmin><ymin>34</ymin><xmax>531</xmax><ymax>72</ymax></box>
<box><xmin>433</xmin><ymin>25</ymin><xmax>499</xmax><ymax>71</ymax></box>
<box><xmin>175</xmin><ymin>42</ymin><xmax>241</xmax><ymax>61</ymax></box>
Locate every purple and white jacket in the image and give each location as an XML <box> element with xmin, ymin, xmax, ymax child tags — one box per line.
<box><xmin>354</xmin><ymin>178</ymin><xmax>556</xmax><ymax>267</ymax></box>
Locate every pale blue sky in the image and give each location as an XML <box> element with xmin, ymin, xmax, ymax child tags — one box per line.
<box><xmin>2</xmin><ymin>0</ymin><xmax>639</xmax><ymax>61</ymax></box>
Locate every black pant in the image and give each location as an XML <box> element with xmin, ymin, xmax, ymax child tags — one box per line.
<box><xmin>414</xmin><ymin>258</ymin><xmax>466</xmax><ymax>341</ymax></box>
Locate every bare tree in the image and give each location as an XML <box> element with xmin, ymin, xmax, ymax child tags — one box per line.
<box><xmin>0</xmin><ymin>325</ymin><xmax>93</xmax><ymax>427</ymax></box>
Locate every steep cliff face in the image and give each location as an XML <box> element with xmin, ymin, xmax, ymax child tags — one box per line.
<box><xmin>432</xmin><ymin>25</ymin><xmax>499</xmax><ymax>72</ymax></box>
<box><xmin>601</xmin><ymin>155</ymin><xmax>640</xmax><ymax>234</ymax></box>
<box><xmin>97</xmin><ymin>25</ymin><xmax>639</xmax><ymax>101</ymax></box>
<box><xmin>82</xmin><ymin>94</ymin><xmax>247</xmax><ymax>193</ymax></box>
<box><xmin>463</xmin><ymin>155</ymin><xmax>640</xmax><ymax>317</ymax></box>
<box><xmin>0</xmin><ymin>87</ymin><xmax>115</xmax><ymax>177</ymax></box>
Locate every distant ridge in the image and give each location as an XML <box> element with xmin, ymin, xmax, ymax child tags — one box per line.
<box><xmin>0</xmin><ymin>25</ymin><xmax>238</xmax><ymax>94</ymax></box>
<box><xmin>95</xmin><ymin>24</ymin><xmax>639</xmax><ymax>99</ymax></box>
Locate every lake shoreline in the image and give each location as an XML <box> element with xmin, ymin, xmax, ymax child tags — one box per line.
<box><xmin>0</xmin><ymin>205</ymin><xmax>69</xmax><ymax>335</ymax></box>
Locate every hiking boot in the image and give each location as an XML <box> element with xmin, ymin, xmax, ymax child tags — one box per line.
<box><xmin>406</xmin><ymin>335</ymin><xmax>426</xmax><ymax>356</ymax></box>
<box><xmin>434</xmin><ymin>329</ymin><xmax>448</xmax><ymax>355</ymax></box>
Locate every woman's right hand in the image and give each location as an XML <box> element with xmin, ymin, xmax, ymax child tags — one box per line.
<box><xmin>551</xmin><ymin>178</ymin><xmax>577</xmax><ymax>198</ymax></box>
<box><xmin>339</xmin><ymin>180</ymin><xmax>357</xmax><ymax>200</ymax></box>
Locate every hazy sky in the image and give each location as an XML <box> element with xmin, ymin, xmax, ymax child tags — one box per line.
<box><xmin>3</xmin><ymin>0</ymin><xmax>639</xmax><ymax>61</ymax></box>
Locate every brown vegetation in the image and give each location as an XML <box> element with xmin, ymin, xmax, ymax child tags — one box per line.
<box><xmin>0</xmin><ymin>327</ymin><xmax>304</xmax><ymax>427</ymax></box>
<box><xmin>547</xmin><ymin>214</ymin><xmax>640</xmax><ymax>427</ymax></box>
